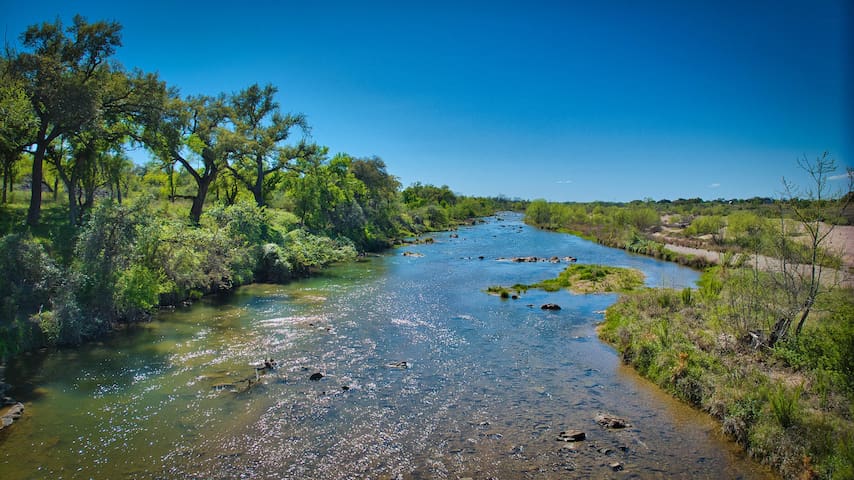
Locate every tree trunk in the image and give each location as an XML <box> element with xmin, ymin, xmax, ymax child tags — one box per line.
<box><xmin>794</xmin><ymin>295</ymin><xmax>815</xmax><ymax>337</ymax></box>
<box><xmin>1</xmin><ymin>163</ymin><xmax>8</xmax><ymax>203</ymax></box>
<box><xmin>254</xmin><ymin>155</ymin><xmax>265</xmax><ymax>207</ymax></box>
<box><xmin>189</xmin><ymin>171</ymin><xmax>216</xmax><ymax>224</ymax></box>
<box><xmin>26</xmin><ymin>128</ymin><xmax>48</xmax><ymax>227</ymax></box>
<box><xmin>66</xmin><ymin>179</ymin><xmax>79</xmax><ymax>227</ymax></box>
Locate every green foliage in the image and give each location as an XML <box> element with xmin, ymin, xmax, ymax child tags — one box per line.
<box><xmin>256</xmin><ymin>243</ymin><xmax>292</xmax><ymax>283</ymax></box>
<box><xmin>0</xmin><ymin>233</ymin><xmax>62</xmax><ymax>318</ymax></box>
<box><xmin>773</xmin><ymin>294</ymin><xmax>854</xmax><ymax>394</ymax></box>
<box><xmin>768</xmin><ymin>384</ymin><xmax>802</xmax><ymax>429</ymax></box>
<box><xmin>402</xmin><ymin>182</ymin><xmax>456</xmax><ymax>209</ymax></box>
<box><xmin>490</xmin><ymin>264</ymin><xmax>644</xmax><ymax>298</ymax></box>
<box><xmin>681</xmin><ymin>287</ymin><xmax>693</xmax><ymax>306</ymax></box>
<box><xmin>114</xmin><ymin>264</ymin><xmax>167</xmax><ymax>318</ymax></box>
<box><xmin>601</xmin><ymin>282</ymin><xmax>854</xmax><ymax>480</ymax></box>
<box><xmin>224</xmin><ymin>83</ymin><xmax>310</xmax><ymax>207</ymax></box>
<box><xmin>725</xmin><ymin>210</ymin><xmax>768</xmax><ymax>248</ymax></box>
<box><xmin>534</xmin><ymin>264</ymin><xmax>645</xmax><ymax>294</ymax></box>
<box><xmin>282</xmin><ymin>229</ymin><xmax>357</xmax><ymax>276</ymax></box>
<box><xmin>685</xmin><ymin>215</ymin><xmax>725</xmax><ymax>237</ymax></box>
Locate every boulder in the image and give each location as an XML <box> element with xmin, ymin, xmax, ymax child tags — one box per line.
<box><xmin>541</xmin><ymin>303</ymin><xmax>561</xmax><ymax>311</ymax></box>
<box><xmin>309</xmin><ymin>372</ymin><xmax>324</xmax><ymax>381</ymax></box>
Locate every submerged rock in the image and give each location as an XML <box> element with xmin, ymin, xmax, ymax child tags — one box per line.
<box><xmin>309</xmin><ymin>372</ymin><xmax>324</xmax><ymax>381</ymax></box>
<box><xmin>595</xmin><ymin>413</ymin><xmax>631</xmax><ymax>429</ymax></box>
<box><xmin>556</xmin><ymin>429</ymin><xmax>586</xmax><ymax>442</ymax></box>
<box><xmin>541</xmin><ymin>303</ymin><xmax>562</xmax><ymax>310</ymax></box>
<box><xmin>386</xmin><ymin>361</ymin><xmax>409</xmax><ymax>369</ymax></box>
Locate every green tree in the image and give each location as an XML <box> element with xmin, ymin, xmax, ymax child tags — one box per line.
<box><xmin>144</xmin><ymin>93</ymin><xmax>231</xmax><ymax>223</ymax></box>
<box><xmin>525</xmin><ymin>199</ymin><xmax>551</xmax><ymax>227</ymax></box>
<box><xmin>0</xmin><ymin>75</ymin><xmax>39</xmax><ymax>203</ymax></box>
<box><xmin>402</xmin><ymin>182</ymin><xmax>456</xmax><ymax>209</ymax></box>
<box><xmin>224</xmin><ymin>83</ymin><xmax>310</xmax><ymax>207</ymax></box>
<box><xmin>287</xmin><ymin>150</ymin><xmax>366</xmax><ymax>236</ymax></box>
<box><xmin>48</xmin><ymin>64</ymin><xmax>164</xmax><ymax>227</ymax></box>
<box><xmin>10</xmin><ymin>15</ymin><xmax>124</xmax><ymax>227</ymax></box>
<box><xmin>349</xmin><ymin>156</ymin><xmax>401</xmax><ymax>245</ymax></box>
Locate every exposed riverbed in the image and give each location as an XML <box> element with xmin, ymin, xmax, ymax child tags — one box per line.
<box><xmin>0</xmin><ymin>213</ymin><xmax>774</xmax><ymax>479</ymax></box>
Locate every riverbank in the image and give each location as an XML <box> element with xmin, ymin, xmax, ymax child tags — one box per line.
<box><xmin>521</xmin><ymin>209</ymin><xmax>853</xmax><ymax>478</ymax></box>
<box><xmin>598</xmin><ymin>281</ymin><xmax>854</xmax><ymax>479</ymax></box>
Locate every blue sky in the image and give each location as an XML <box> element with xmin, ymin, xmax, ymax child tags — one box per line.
<box><xmin>3</xmin><ymin>1</ymin><xmax>851</xmax><ymax>201</ymax></box>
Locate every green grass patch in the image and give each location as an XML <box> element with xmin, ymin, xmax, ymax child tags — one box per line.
<box><xmin>533</xmin><ymin>263</ymin><xmax>645</xmax><ymax>294</ymax></box>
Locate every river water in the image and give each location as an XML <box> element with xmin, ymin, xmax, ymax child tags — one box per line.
<box><xmin>0</xmin><ymin>213</ymin><xmax>774</xmax><ymax>479</ymax></box>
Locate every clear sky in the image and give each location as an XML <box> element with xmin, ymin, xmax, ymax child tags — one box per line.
<box><xmin>2</xmin><ymin>0</ymin><xmax>851</xmax><ymax>202</ymax></box>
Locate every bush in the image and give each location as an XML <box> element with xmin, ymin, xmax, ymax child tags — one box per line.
<box><xmin>114</xmin><ymin>265</ymin><xmax>168</xmax><ymax>319</ymax></box>
<box><xmin>256</xmin><ymin>243</ymin><xmax>293</xmax><ymax>283</ymax></box>
<box><xmin>0</xmin><ymin>233</ymin><xmax>63</xmax><ymax>318</ymax></box>
<box><xmin>685</xmin><ymin>215</ymin><xmax>725</xmax><ymax>238</ymax></box>
<box><xmin>283</xmin><ymin>229</ymin><xmax>357</xmax><ymax>275</ymax></box>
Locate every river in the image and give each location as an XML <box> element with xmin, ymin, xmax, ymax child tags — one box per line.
<box><xmin>0</xmin><ymin>213</ymin><xmax>774</xmax><ymax>479</ymax></box>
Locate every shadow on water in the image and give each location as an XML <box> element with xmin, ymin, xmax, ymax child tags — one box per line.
<box><xmin>0</xmin><ymin>213</ymin><xmax>776</xmax><ymax>479</ymax></box>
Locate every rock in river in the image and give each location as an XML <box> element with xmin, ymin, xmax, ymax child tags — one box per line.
<box><xmin>309</xmin><ymin>372</ymin><xmax>324</xmax><ymax>381</ymax></box>
<box><xmin>556</xmin><ymin>429</ymin><xmax>586</xmax><ymax>442</ymax></box>
<box><xmin>596</xmin><ymin>413</ymin><xmax>631</xmax><ymax>429</ymax></box>
<box><xmin>0</xmin><ymin>402</ymin><xmax>25</xmax><ymax>430</ymax></box>
<box><xmin>541</xmin><ymin>303</ymin><xmax>561</xmax><ymax>310</ymax></box>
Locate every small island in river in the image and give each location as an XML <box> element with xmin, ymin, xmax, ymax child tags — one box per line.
<box><xmin>487</xmin><ymin>263</ymin><xmax>645</xmax><ymax>297</ymax></box>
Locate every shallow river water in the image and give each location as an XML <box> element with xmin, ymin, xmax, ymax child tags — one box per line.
<box><xmin>0</xmin><ymin>213</ymin><xmax>775</xmax><ymax>479</ymax></box>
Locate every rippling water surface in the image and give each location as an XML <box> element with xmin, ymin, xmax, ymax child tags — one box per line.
<box><xmin>1</xmin><ymin>213</ymin><xmax>775</xmax><ymax>479</ymax></box>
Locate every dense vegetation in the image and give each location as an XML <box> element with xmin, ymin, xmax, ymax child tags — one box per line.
<box><xmin>0</xmin><ymin>16</ymin><xmax>520</xmax><ymax>357</ymax></box>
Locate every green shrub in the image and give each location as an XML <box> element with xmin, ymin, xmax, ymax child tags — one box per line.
<box><xmin>114</xmin><ymin>265</ymin><xmax>168</xmax><ymax>319</ymax></box>
<box><xmin>768</xmin><ymin>384</ymin><xmax>803</xmax><ymax>429</ymax></box>
<box><xmin>283</xmin><ymin>229</ymin><xmax>357</xmax><ymax>275</ymax></box>
<box><xmin>681</xmin><ymin>287</ymin><xmax>693</xmax><ymax>306</ymax></box>
<box><xmin>256</xmin><ymin>243</ymin><xmax>293</xmax><ymax>283</ymax></box>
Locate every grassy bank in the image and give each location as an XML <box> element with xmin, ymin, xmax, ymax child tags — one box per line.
<box><xmin>599</xmin><ymin>281</ymin><xmax>854</xmax><ymax>479</ymax></box>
